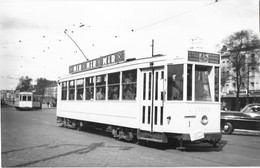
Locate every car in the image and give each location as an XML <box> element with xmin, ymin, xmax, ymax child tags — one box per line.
<box><xmin>221</xmin><ymin>103</ymin><xmax>260</xmax><ymax>134</ymax></box>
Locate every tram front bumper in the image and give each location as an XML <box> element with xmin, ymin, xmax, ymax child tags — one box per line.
<box><xmin>166</xmin><ymin>132</ymin><xmax>222</xmax><ymax>142</ymax></box>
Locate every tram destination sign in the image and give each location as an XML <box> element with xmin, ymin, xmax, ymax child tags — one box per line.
<box><xmin>188</xmin><ymin>51</ymin><xmax>220</xmax><ymax>64</ymax></box>
<box><xmin>69</xmin><ymin>50</ymin><xmax>125</xmax><ymax>73</ymax></box>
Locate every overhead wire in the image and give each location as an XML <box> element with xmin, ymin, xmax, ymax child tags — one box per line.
<box><xmin>131</xmin><ymin>1</ymin><xmax>217</xmax><ymax>32</ymax></box>
<box><xmin>220</xmin><ymin>1</ymin><xmax>258</xmax><ymax>14</ymax></box>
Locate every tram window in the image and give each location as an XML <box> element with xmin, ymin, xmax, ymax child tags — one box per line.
<box><xmin>108</xmin><ymin>72</ymin><xmax>120</xmax><ymax>100</ymax></box>
<box><xmin>122</xmin><ymin>69</ymin><xmax>137</xmax><ymax>100</ymax></box>
<box><xmin>85</xmin><ymin>77</ymin><xmax>94</xmax><ymax>100</ymax></box>
<box><xmin>28</xmin><ymin>96</ymin><xmax>32</xmax><ymax>101</ymax></box>
<box><xmin>167</xmin><ymin>64</ymin><xmax>183</xmax><ymax>100</ymax></box>
<box><xmin>61</xmin><ymin>82</ymin><xmax>67</xmax><ymax>100</ymax></box>
<box><xmin>76</xmin><ymin>79</ymin><xmax>84</xmax><ymax>100</ymax></box>
<box><xmin>195</xmin><ymin>66</ymin><xmax>212</xmax><ymax>101</ymax></box>
<box><xmin>96</xmin><ymin>75</ymin><xmax>106</xmax><ymax>100</ymax></box>
<box><xmin>215</xmin><ymin>67</ymin><xmax>220</xmax><ymax>102</ymax></box>
<box><xmin>22</xmin><ymin>95</ymin><xmax>26</xmax><ymax>101</ymax></box>
<box><xmin>187</xmin><ymin>64</ymin><xmax>193</xmax><ymax>101</ymax></box>
<box><xmin>69</xmin><ymin>80</ymin><xmax>75</xmax><ymax>100</ymax></box>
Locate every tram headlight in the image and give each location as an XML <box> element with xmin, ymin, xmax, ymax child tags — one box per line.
<box><xmin>201</xmin><ymin>115</ymin><xmax>208</xmax><ymax>125</ymax></box>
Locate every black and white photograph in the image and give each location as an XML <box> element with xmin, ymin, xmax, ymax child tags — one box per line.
<box><xmin>1</xmin><ymin>0</ymin><xmax>260</xmax><ymax>167</ymax></box>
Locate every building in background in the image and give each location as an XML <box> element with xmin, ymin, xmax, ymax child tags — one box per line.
<box><xmin>43</xmin><ymin>85</ymin><xmax>57</xmax><ymax>107</ymax></box>
<box><xmin>221</xmin><ymin>50</ymin><xmax>260</xmax><ymax>110</ymax></box>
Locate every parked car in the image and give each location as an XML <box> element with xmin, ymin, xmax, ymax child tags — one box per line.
<box><xmin>221</xmin><ymin>103</ymin><xmax>260</xmax><ymax>134</ymax></box>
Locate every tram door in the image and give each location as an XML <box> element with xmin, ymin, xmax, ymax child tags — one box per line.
<box><xmin>140</xmin><ymin>68</ymin><xmax>165</xmax><ymax>133</ymax></box>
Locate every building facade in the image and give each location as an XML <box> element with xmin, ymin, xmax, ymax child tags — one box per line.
<box><xmin>221</xmin><ymin>50</ymin><xmax>260</xmax><ymax>110</ymax></box>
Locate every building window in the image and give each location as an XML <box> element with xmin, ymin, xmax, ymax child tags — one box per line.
<box><xmin>85</xmin><ymin>77</ymin><xmax>94</xmax><ymax>100</ymax></box>
<box><xmin>61</xmin><ymin>82</ymin><xmax>67</xmax><ymax>100</ymax></box>
<box><xmin>108</xmin><ymin>72</ymin><xmax>120</xmax><ymax>100</ymax></box>
<box><xmin>96</xmin><ymin>75</ymin><xmax>106</xmax><ymax>100</ymax></box>
<box><xmin>167</xmin><ymin>64</ymin><xmax>183</xmax><ymax>100</ymax></box>
<box><xmin>122</xmin><ymin>69</ymin><xmax>137</xmax><ymax>100</ymax></box>
<box><xmin>251</xmin><ymin>82</ymin><xmax>254</xmax><ymax>87</ymax></box>
<box><xmin>69</xmin><ymin>80</ymin><xmax>75</xmax><ymax>100</ymax></box>
<box><xmin>76</xmin><ymin>79</ymin><xmax>84</xmax><ymax>100</ymax></box>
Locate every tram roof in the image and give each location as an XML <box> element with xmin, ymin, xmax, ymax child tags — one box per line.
<box><xmin>59</xmin><ymin>50</ymin><xmax>220</xmax><ymax>81</ymax></box>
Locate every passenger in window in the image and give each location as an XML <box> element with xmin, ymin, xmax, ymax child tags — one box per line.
<box><xmin>125</xmin><ymin>73</ymin><xmax>134</xmax><ymax>83</ymax></box>
<box><xmin>85</xmin><ymin>88</ymin><xmax>93</xmax><ymax>100</ymax></box>
<box><xmin>109</xmin><ymin>86</ymin><xmax>119</xmax><ymax>100</ymax></box>
<box><xmin>123</xmin><ymin>84</ymin><xmax>136</xmax><ymax>100</ymax></box>
<box><xmin>168</xmin><ymin>74</ymin><xmax>183</xmax><ymax>100</ymax></box>
<box><xmin>96</xmin><ymin>88</ymin><xmax>105</xmax><ymax>100</ymax></box>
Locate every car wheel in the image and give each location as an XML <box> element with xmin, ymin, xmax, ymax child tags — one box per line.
<box><xmin>222</xmin><ymin>122</ymin><xmax>234</xmax><ymax>134</ymax></box>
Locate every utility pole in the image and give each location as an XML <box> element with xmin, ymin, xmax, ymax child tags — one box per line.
<box><xmin>151</xmin><ymin>39</ymin><xmax>154</xmax><ymax>57</ymax></box>
<box><xmin>64</xmin><ymin>29</ymin><xmax>88</xmax><ymax>61</ymax></box>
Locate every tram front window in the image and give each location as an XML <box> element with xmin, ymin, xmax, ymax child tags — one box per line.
<box><xmin>195</xmin><ymin>65</ymin><xmax>212</xmax><ymax>101</ymax></box>
<box><xmin>167</xmin><ymin>64</ymin><xmax>183</xmax><ymax>100</ymax></box>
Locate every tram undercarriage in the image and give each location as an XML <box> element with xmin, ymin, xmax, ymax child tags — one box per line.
<box><xmin>57</xmin><ymin>117</ymin><xmax>221</xmax><ymax>148</ymax></box>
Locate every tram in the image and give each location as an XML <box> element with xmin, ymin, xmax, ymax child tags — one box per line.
<box><xmin>57</xmin><ymin>50</ymin><xmax>222</xmax><ymax>146</ymax></box>
<box><xmin>14</xmin><ymin>91</ymin><xmax>42</xmax><ymax>110</ymax></box>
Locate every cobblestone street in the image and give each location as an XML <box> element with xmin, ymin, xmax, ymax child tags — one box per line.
<box><xmin>1</xmin><ymin>105</ymin><xmax>260</xmax><ymax>167</ymax></box>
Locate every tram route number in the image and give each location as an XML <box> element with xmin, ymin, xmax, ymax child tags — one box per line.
<box><xmin>190</xmin><ymin>130</ymin><xmax>205</xmax><ymax>141</ymax></box>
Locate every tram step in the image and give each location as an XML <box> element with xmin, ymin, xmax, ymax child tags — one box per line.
<box><xmin>137</xmin><ymin>129</ymin><xmax>168</xmax><ymax>143</ymax></box>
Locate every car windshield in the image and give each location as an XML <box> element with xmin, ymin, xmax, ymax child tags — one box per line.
<box><xmin>241</xmin><ymin>104</ymin><xmax>260</xmax><ymax>114</ymax></box>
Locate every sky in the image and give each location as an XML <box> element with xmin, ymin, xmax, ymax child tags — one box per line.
<box><xmin>0</xmin><ymin>0</ymin><xmax>259</xmax><ymax>90</ymax></box>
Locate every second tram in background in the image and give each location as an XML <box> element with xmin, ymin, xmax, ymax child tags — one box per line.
<box><xmin>57</xmin><ymin>50</ymin><xmax>222</xmax><ymax>147</ymax></box>
<box><xmin>14</xmin><ymin>91</ymin><xmax>42</xmax><ymax>110</ymax></box>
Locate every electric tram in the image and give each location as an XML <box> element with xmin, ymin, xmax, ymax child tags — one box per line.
<box><xmin>14</xmin><ymin>91</ymin><xmax>42</xmax><ymax>110</ymax></box>
<box><xmin>57</xmin><ymin>50</ymin><xmax>222</xmax><ymax>146</ymax></box>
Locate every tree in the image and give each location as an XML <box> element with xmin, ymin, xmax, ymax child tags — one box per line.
<box><xmin>221</xmin><ymin>29</ymin><xmax>260</xmax><ymax>110</ymax></box>
<box><xmin>16</xmin><ymin>76</ymin><xmax>33</xmax><ymax>91</ymax></box>
<box><xmin>34</xmin><ymin>78</ymin><xmax>57</xmax><ymax>95</ymax></box>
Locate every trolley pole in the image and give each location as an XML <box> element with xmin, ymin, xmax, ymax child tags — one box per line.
<box><xmin>64</xmin><ymin>29</ymin><xmax>88</xmax><ymax>61</ymax></box>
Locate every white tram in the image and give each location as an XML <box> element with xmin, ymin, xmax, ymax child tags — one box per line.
<box><xmin>57</xmin><ymin>50</ymin><xmax>222</xmax><ymax>146</ymax></box>
<box><xmin>15</xmin><ymin>91</ymin><xmax>42</xmax><ymax>110</ymax></box>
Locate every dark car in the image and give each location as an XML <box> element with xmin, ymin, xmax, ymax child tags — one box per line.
<box><xmin>221</xmin><ymin>103</ymin><xmax>260</xmax><ymax>134</ymax></box>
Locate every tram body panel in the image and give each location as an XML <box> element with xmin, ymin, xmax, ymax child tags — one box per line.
<box><xmin>57</xmin><ymin>101</ymin><xmax>139</xmax><ymax>128</ymax></box>
<box><xmin>19</xmin><ymin>101</ymin><xmax>33</xmax><ymax>109</ymax></box>
<box><xmin>163</xmin><ymin>102</ymin><xmax>221</xmax><ymax>134</ymax></box>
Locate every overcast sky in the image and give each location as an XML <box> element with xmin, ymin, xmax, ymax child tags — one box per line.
<box><xmin>0</xmin><ymin>0</ymin><xmax>259</xmax><ymax>90</ymax></box>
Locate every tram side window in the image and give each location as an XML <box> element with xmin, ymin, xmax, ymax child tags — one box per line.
<box><xmin>215</xmin><ymin>67</ymin><xmax>220</xmax><ymax>102</ymax></box>
<box><xmin>28</xmin><ymin>96</ymin><xmax>32</xmax><ymax>101</ymax></box>
<box><xmin>122</xmin><ymin>69</ymin><xmax>137</xmax><ymax>100</ymax></box>
<box><xmin>85</xmin><ymin>77</ymin><xmax>94</xmax><ymax>100</ymax></box>
<box><xmin>108</xmin><ymin>72</ymin><xmax>120</xmax><ymax>100</ymax></box>
<box><xmin>61</xmin><ymin>82</ymin><xmax>67</xmax><ymax>100</ymax></box>
<box><xmin>96</xmin><ymin>75</ymin><xmax>106</xmax><ymax>100</ymax></box>
<box><xmin>69</xmin><ymin>80</ymin><xmax>75</xmax><ymax>100</ymax></box>
<box><xmin>195</xmin><ymin>65</ymin><xmax>212</xmax><ymax>101</ymax></box>
<box><xmin>76</xmin><ymin>79</ymin><xmax>84</xmax><ymax>100</ymax></box>
<box><xmin>167</xmin><ymin>64</ymin><xmax>183</xmax><ymax>100</ymax></box>
<box><xmin>22</xmin><ymin>95</ymin><xmax>26</xmax><ymax>101</ymax></box>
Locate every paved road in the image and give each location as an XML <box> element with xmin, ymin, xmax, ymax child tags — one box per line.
<box><xmin>1</xmin><ymin>105</ymin><xmax>260</xmax><ymax>167</ymax></box>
